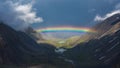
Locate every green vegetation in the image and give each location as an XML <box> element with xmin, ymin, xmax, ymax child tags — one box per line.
<box><xmin>39</xmin><ymin>36</ymin><xmax>88</xmax><ymax>48</ymax></box>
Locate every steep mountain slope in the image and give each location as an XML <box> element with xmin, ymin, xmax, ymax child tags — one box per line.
<box><xmin>0</xmin><ymin>23</ymin><xmax>58</xmax><ymax>65</ymax></box>
<box><xmin>63</xmin><ymin>14</ymin><xmax>120</xmax><ymax>68</ymax></box>
<box><xmin>70</xmin><ymin>13</ymin><xmax>120</xmax><ymax>47</ymax></box>
<box><xmin>88</xmin><ymin>13</ymin><xmax>120</xmax><ymax>38</ymax></box>
<box><xmin>57</xmin><ymin>13</ymin><xmax>120</xmax><ymax>48</ymax></box>
<box><xmin>25</xmin><ymin>27</ymin><xmax>44</xmax><ymax>41</ymax></box>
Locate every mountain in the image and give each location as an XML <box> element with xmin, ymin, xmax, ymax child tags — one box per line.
<box><xmin>64</xmin><ymin>30</ymin><xmax>120</xmax><ymax>68</ymax></box>
<box><xmin>0</xmin><ymin>23</ymin><xmax>67</xmax><ymax>67</ymax></box>
<box><xmin>63</xmin><ymin>14</ymin><xmax>120</xmax><ymax>68</ymax></box>
<box><xmin>69</xmin><ymin>13</ymin><xmax>120</xmax><ymax>47</ymax></box>
<box><xmin>63</xmin><ymin>36</ymin><xmax>81</xmax><ymax>48</ymax></box>
<box><xmin>52</xmin><ymin>13</ymin><xmax>120</xmax><ymax>48</ymax></box>
<box><xmin>25</xmin><ymin>27</ymin><xmax>44</xmax><ymax>42</ymax></box>
<box><xmin>88</xmin><ymin>13</ymin><xmax>120</xmax><ymax>39</ymax></box>
<box><xmin>0</xmin><ymin>23</ymin><xmax>77</xmax><ymax>68</ymax></box>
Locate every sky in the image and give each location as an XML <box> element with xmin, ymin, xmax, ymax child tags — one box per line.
<box><xmin>32</xmin><ymin>0</ymin><xmax>120</xmax><ymax>28</ymax></box>
<box><xmin>0</xmin><ymin>0</ymin><xmax>120</xmax><ymax>39</ymax></box>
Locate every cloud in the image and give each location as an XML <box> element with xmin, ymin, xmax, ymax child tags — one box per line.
<box><xmin>94</xmin><ymin>1</ymin><xmax>120</xmax><ymax>22</ymax></box>
<box><xmin>0</xmin><ymin>0</ymin><xmax>43</xmax><ymax>31</ymax></box>
<box><xmin>94</xmin><ymin>10</ymin><xmax>120</xmax><ymax>22</ymax></box>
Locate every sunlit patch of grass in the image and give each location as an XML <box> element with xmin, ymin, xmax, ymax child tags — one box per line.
<box><xmin>38</xmin><ymin>36</ymin><xmax>87</xmax><ymax>48</ymax></box>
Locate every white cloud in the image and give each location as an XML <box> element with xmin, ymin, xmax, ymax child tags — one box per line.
<box><xmin>94</xmin><ymin>10</ymin><xmax>120</xmax><ymax>21</ymax></box>
<box><xmin>13</xmin><ymin>2</ymin><xmax>43</xmax><ymax>24</ymax></box>
<box><xmin>0</xmin><ymin>0</ymin><xmax>43</xmax><ymax>31</ymax></box>
<box><xmin>94</xmin><ymin>15</ymin><xmax>104</xmax><ymax>21</ymax></box>
<box><xmin>94</xmin><ymin>1</ymin><xmax>120</xmax><ymax>22</ymax></box>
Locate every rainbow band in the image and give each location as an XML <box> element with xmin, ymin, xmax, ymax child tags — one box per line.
<box><xmin>35</xmin><ymin>26</ymin><xmax>96</xmax><ymax>33</ymax></box>
<box><xmin>36</xmin><ymin>26</ymin><xmax>95</xmax><ymax>33</ymax></box>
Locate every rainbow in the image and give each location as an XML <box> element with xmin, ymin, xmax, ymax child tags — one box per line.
<box><xmin>35</xmin><ymin>26</ymin><xmax>96</xmax><ymax>33</ymax></box>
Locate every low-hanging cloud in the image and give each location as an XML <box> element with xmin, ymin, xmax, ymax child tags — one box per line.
<box><xmin>0</xmin><ymin>0</ymin><xmax>43</xmax><ymax>31</ymax></box>
<box><xmin>94</xmin><ymin>2</ymin><xmax>120</xmax><ymax>22</ymax></box>
<box><xmin>94</xmin><ymin>10</ymin><xmax>120</xmax><ymax>22</ymax></box>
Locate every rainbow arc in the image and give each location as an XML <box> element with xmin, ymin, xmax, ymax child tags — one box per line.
<box><xmin>35</xmin><ymin>26</ymin><xmax>96</xmax><ymax>33</ymax></box>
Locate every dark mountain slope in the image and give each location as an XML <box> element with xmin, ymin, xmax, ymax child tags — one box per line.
<box><xmin>25</xmin><ymin>27</ymin><xmax>44</xmax><ymax>41</ymax></box>
<box><xmin>75</xmin><ymin>13</ymin><xmax>120</xmax><ymax>44</ymax></box>
<box><xmin>0</xmin><ymin>23</ymin><xmax>58</xmax><ymax>65</ymax></box>
<box><xmin>63</xmin><ymin>14</ymin><xmax>120</xmax><ymax>68</ymax></box>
